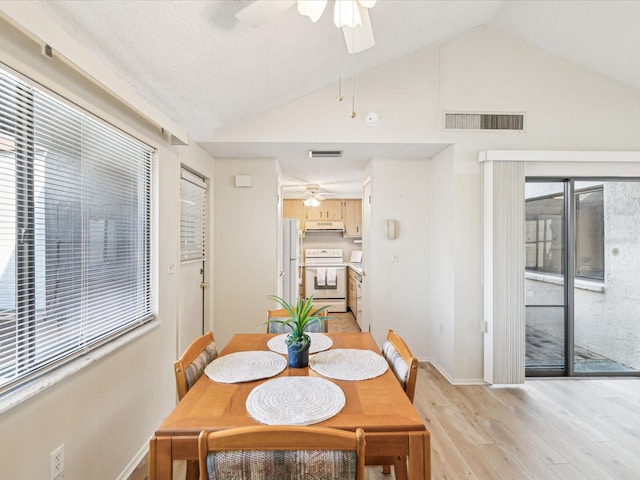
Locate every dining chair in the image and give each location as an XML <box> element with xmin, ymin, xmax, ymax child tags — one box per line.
<box><xmin>174</xmin><ymin>331</ymin><xmax>218</xmax><ymax>480</ymax></box>
<box><xmin>266</xmin><ymin>309</ymin><xmax>329</xmax><ymax>333</ymax></box>
<box><xmin>198</xmin><ymin>425</ymin><xmax>366</xmax><ymax>480</ymax></box>
<box><xmin>174</xmin><ymin>330</ymin><xmax>218</xmax><ymax>401</ymax></box>
<box><xmin>366</xmin><ymin>328</ymin><xmax>418</xmax><ymax>480</ymax></box>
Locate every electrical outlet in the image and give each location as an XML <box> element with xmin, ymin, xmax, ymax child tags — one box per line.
<box><xmin>50</xmin><ymin>444</ymin><xmax>64</xmax><ymax>479</ymax></box>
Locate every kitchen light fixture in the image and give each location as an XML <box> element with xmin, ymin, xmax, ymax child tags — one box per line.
<box><xmin>303</xmin><ymin>184</ymin><xmax>325</xmax><ymax>207</ymax></box>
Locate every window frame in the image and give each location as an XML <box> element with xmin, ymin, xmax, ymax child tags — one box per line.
<box><xmin>0</xmin><ymin>62</ymin><xmax>156</xmax><ymax>400</ymax></box>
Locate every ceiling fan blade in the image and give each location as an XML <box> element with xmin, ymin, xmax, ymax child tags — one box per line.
<box><xmin>235</xmin><ymin>0</ymin><xmax>296</xmax><ymax>27</ymax></box>
<box><xmin>342</xmin><ymin>7</ymin><xmax>375</xmax><ymax>53</ymax></box>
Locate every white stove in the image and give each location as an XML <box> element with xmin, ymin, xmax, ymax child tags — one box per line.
<box><xmin>304</xmin><ymin>249</ymin><xmax>347</xmax><ymax>312</ymax></box>
<box><xmin>305</xmin><ymin>248</ymin><xmax>346</xmax><ymax>267</ymax></box>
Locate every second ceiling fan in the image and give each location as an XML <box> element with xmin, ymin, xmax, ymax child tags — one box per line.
<box><xmin>236</xmin><ymin>0</ymin><xmax>377</xmax><ymax>54</ymax></box>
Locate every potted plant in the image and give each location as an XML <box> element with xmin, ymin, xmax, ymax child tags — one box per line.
<box><xmin>266</xmin><ymin>294</ymin><xmax>331</xmax><ymax>368</ymax></box>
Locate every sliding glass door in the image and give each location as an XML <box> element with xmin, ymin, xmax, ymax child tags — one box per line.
<box><xmin>525</xmin><ymin>182</ymin><xmax>566</xmax><ymax>374</ymax></box>
<box><xmin>525</xmin><ymin>179</ymin><xmax>640</xmax><ymax>376</ymax></box>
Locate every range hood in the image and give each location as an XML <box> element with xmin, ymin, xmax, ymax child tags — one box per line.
<box><xmin>305</xmin><ymin>221</ymin><xmax>345</xmax><ymax>233</ymax></box>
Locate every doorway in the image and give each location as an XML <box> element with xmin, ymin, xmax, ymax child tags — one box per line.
<box><xmin>525</xmin><ymin>178</ymin><xmax>640</xmax><ymax>376</ymax></box>
<box><xmin>179</xmin><ymin>167</ymin><xmax>207</xmax><ymax>354</ymax></box>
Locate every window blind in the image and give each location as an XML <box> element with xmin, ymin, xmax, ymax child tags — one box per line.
<box><xmin>180</xmin><ymin>167</ymin><xmax>206</xmax><ymax>262</ymax></box>
<box><xmin>0</xmin><ymin>65</ymin><xmax>153</xmax><ymax>395</ymax></box>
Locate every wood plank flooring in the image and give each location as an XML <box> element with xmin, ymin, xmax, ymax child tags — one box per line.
<box><xmin>130</xmin><ymin>313</ymin><xmax>640</xmax><ymax>479</ymax></box>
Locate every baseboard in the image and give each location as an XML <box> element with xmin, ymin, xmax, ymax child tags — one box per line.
<box><xmin>427</xmin><ymin>358</ymin><xmax>486</xmax><ymax>386</ymax></box>
<box><xmin>116</xmin><ymin>440</ymin><xmax>148</xmax><ymax>480</ymax></box>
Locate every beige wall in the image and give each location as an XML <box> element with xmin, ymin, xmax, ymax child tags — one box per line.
<box><xmin>213</xmin><ymin>158</ymin><xmax>279</xmax><ymax>347</ymax></box>
<box><xmin>0</xmin><ymin>16</ymin><xmax>215</xmax><ymax>480</ymax></box>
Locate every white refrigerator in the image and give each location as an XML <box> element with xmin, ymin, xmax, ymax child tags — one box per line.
<box><xmin>282</xmin><ymin>218</ymin><xmax>301</xmax><ymax>304</ymax></box>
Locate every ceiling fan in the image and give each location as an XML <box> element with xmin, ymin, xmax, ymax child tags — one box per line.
<box><xmin>236</xmin><ymin>0</ymin><xmax>377</xmax><ymax>54</ymax></box>
<box><xmin>302</xmin><ymin>184</ymin><xmax>325</xmax><ymax>207</ymax></box>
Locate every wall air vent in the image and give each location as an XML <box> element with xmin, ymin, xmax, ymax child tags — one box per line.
<box><xmin>308</xmin><ymin>150</ymin><xmax>343</xmax><ymax>158</ymax></box>
<box><xmin>445</xmin><ymin>113</ymin><xmax>524</xmax><ymax>131</ymax></box>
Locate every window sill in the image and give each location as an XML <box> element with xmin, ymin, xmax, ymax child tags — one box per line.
<box><xmin>0</xmin><ymin>319</ymin><xmax>160</xmax><ymax>416</ymax></box>
<box><xmin>525</xmin><ymin>271</ymin><xmax>605</xmax><ymax>293</ymax></box>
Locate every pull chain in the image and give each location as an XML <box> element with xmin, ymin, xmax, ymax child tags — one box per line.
<box><xmin>336</xmin><ymin>27</ymin><xmax>344</xmax><ymax>102</ymax></box>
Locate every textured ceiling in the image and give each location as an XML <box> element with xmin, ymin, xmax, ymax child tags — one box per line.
<box><xmin>28</xmin><ymin>0</ymin><xmax>640</xmax><ymax>194</ymax></box>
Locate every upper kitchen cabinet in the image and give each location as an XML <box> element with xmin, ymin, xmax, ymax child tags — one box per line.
<box><xmin>283</xmin><ymin>198</ymin><xmax>362</xmax><ymax>237</ymax></box>
<box><xmin>305</xmin><ymin>200</ymin><xmax>343</xmax><ymax>221</ymax></box>
<box><xmin>283</xmin><ymin>199</ymin><xmax>306</xmax><ymax>232</ymax></box>
<box><xmin>342</xmin><ymin>199</ymin><xmax>362</xmax><ymax>238</ymax></box>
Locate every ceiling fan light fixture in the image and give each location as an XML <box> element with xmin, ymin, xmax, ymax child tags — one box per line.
<box><xmin>297</xmin><ymin>0</ymin><xmax>328</xmax><ymax>23</ymax></box>
<box><xmin>303</xmin><ymin>196</ymin><xmax>321</xmax><ymax>207</ymax></box>
<box><xmin>334</xmin><ymin>0</ymin><xmax>362</xmax><ymax>28</ymax></box>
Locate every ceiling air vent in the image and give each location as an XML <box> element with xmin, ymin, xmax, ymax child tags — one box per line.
<box><xmin>445</xmin><ymin>113</ymin><xmax>524</xmax><ymax>131</ymax></box>
<box><xmin>308</xmin><ymin>150</ymin><xmax>343</xmax><ymax>158</ymax></box>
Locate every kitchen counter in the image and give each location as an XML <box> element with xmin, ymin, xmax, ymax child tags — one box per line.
<box><xmin>349</xmin><ymin>263</ymin><xmax>363</xmax><ymax>274</ymax></box>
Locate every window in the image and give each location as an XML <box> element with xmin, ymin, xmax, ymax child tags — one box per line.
<box><xmin>0</xmin><ymin>65</ymin><xmax>153</xmax><ymax>395</ymax></box>
<box><xmin>575</xmin><ymin>187</ymin><xmax>604</xmax><ymax>281</ymax></box>
<box><xmin>525</xmin><ymin>194</ymin><xmax>564</xmax><ymax>276</ymax></box>
<box><xmin>180</xmin><ymin>167</ymin><xmax>206</xmax><ymax>262</ymax></box>
<box><xmin>525</xmin><ymin>186</ymin><xmax>604</xmax><ymax>282</ymax></box>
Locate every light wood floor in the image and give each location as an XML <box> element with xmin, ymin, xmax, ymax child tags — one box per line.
<box><xmin>131</xmin><ymin>313</ymin><xmax>640</xmax><ymax>479</ymax></box>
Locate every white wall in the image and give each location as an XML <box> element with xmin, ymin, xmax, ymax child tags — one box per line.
<box><xmin>213</xmin><ymin>158</ymin><xmax>279</xmax><ymax>347</ymax></box>
<box><xmin>429</xmin><ymin>146</ymin><xmax>455</xmax><ymax>377</ymax></box>
<box><xmin>0</xmin><ymin>16</ymin><xmax>215</xmax><ymax>480</ymax></box>
<box><xmin>210</xmin><ymin>25</ymin><xmax>640</xmax><ymax>383</ymax></box>
<box><xmin>367</xmin><ymin>159</ymin><xmax>430</xmax><ymax>354</ymax></box>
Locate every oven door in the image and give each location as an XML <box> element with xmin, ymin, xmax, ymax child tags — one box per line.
<box><xmin>305</xmin><ymin>266</ymin><xmax>346</xmax><ymax>299</ymax></box>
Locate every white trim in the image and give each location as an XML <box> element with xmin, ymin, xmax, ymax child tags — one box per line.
<box><xmin>116</xmin><ymin>440</ymin><xmax>149</xmax><ymax>480</ymax></box>
<box><xmin>428</xmin><ymin>359</ymin><xmax>486</xmax><ymax>386</ymax></box>
<box><xmin>0</xmin><ymin>320</ymin><xmax>159</xmax><ymax>415</ymax></box>
<box><xmin>525</xmin><ymin>271</ymin><xmax>605</xmax><ymax>293</ymax></box>
<box><xmin>479</xmin><ymin>150</ymin><xmax>640</xmax><ymax>163</ymax></box>
<box><xmin>0</xmin><ymin>2</ymin><xmax>189</xmax><ymax>145</ymax></box>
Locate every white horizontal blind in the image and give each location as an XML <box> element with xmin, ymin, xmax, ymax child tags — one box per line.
<box><xmin>180</xmin><ymin>168</ymin><xmax>206</xmax><ymax>262</ymax></box>
<box><xmin>0</xmin><ymin>66</ymin><xmax>153</xmax><ymax>394</ymax></box>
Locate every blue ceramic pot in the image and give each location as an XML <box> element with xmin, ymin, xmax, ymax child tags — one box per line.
<box><xmin>287</xmin><ymin>337</ymin><xmax>311</xmax><ymax>368</ymax></box>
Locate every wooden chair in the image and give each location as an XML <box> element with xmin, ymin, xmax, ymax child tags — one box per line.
<box><xmin>366</xmin><ymin>329</ymin><xmax>418</xmax><ymax>479</ymax></box>
<box><xmin>198</xmin><ymin>426</ymin><xmax>366</xmax><ymax>480</ymax></box>
<box><xmin>266</xmin><ymin>309</ymin><xmax>329</xmax><ymax>333</ymax></box>
<box><xmin>174</xmin><ymin>331</ymin><xmax>218</xmax><ymax>480</ymax></box>
<box><xmin>174</xmin><ymin>330</ymin><xmax>218</xmax><ymax>401</ymax></box>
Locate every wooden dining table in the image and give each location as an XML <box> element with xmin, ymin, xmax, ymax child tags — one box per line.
<box><xmin>149</xmin><ymin>332</ymin><xmax>430</xmax><ymax>479</ymax></box>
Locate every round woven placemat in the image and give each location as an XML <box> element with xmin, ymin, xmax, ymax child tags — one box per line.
<box><xmin>246</xmin><ymin>376</ymin><xmax>345</xmax><ymax>425</ymax></box>
<box><xmin>266</xmin><ymin>333</ymin><xmax>333</xmax><ymax>355</ymax></box>
<box><xmin>309</xmin><ymin>348</ymin><xmax>388</xmax><ymax>381</ymax></box>
<box><xmin>204</xmin><ymin>351</ymin><xmax>287</xmax><ymax>383</ymax></box>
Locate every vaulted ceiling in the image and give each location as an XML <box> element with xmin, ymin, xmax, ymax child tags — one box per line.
<box><xmin>28</xmin><ymin>0</ymin><xmax>640</xmax><ymax>194</ymax></box>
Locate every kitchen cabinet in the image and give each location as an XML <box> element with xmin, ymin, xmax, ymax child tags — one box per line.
<box><xmin>283</xmin><ymin>199</ymin><xmax>306</xmax><ymax>232</ymax></box>
<box><xmin>284</xmin><ymin>198</ymin><xmax>362</xmax><ymax>237</ymax></box>
<box><xmin>299</xmin><ymin>266</ymin><xmax>305</xmax><ymax>299</ymax></box>
<box><xmin>305</xmin><ymin>200</ymin><xmax>343</xmax><ymax>221</ymax></box>
<box><xmin>348</xmin><ymin>267</ymin><xmax>361</xmax><ymax>327</ymax></box>
<box><xmin>342</xmin><ymin>199</ymin><xmax>362</xmax><ymax>237</ymax></box>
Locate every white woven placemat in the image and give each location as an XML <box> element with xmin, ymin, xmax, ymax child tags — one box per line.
<box><xmin>205</xmin><ymin>351</ymin><xmax>287</xmax><ymax>383</ymax></box>
<box><xmin>309</xmin><ymin>348</ymin><xmax>388</xmax><ymax>381</ymax></box>
<box><xmin>266</xmin><ymin>333</ymin><xmax>333</xmax><ymax>355</ymax></box>
<box><xmin>246</xmin><ymin>377</ymin><xmax>345</xmax><ymax>425</ymax></box>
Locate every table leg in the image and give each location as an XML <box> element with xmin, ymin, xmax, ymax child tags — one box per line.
<box><xmin>149</xmin><ymin>436</ymin><xmax>173</xmax><ymax>480</ymax></box>
<box><xmin>408</xmin><ymin>431</ymin><xmax>431</xmax><ymax>480</ymax></box>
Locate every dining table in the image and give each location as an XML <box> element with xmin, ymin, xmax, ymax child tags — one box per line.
<box><xmin>149</xmin><ymin>332</ymin><xmax>431</xmax><ymax>479</ymax></box>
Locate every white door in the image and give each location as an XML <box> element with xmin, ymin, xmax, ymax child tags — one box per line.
<box><xmin>179</xmin><ymin>167</ymin><xmax>207</xmax><ymax>354</ymax></box>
